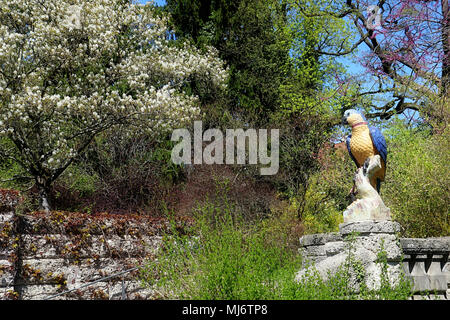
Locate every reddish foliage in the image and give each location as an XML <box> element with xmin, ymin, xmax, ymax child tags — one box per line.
<box><xmin>25</xmin><ymin>210</ymin><xmax>195</xmax><ymax>236</ymax></box>
<box><xmin>315</xmin><ymin>142</ymin><xmax>347</xmax><ymax>169</ymax></box>
<box><xmin>0</xmin><ymin>189</ymin><xmax>22</xmax><ymax>208</ymax></box>
<box><xmin>165</xmin><ymin>163</ymin><xmax>280</xmax><ymax>219</ymax></box>
<box><xmin>46</xmin><ymin>162</ymin><xmax>279</xmax><ymax>221</ymax></box>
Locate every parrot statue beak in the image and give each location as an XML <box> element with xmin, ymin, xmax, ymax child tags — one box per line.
<box><xmin>342</xmin><ymin>116</ymin><xmax>348</xmax><ymax>126</ymax></box>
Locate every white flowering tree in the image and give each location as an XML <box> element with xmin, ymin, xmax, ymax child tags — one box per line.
<box><xmin>0</xmin><ymin>0</ymin><xmax>227</xmax><ymax>211</ymax></box>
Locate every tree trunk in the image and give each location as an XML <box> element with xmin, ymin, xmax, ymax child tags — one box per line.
<box><xmin>36</xmin><ymin>177</ymin><xmax>51</xmax><ymax>213</ymax></box>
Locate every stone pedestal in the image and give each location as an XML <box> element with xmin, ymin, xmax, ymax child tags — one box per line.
<box><xmin>296</xmin><ymin>220</ymin><xmax>403</xmax><ymax>292</ymax></box>
<box><xmin>339</xmin><ymin>220</ymin><xmax>401</xmax><ymax>235</ymax></box>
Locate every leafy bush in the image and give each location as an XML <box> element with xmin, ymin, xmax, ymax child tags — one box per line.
<box><xmin>140</xmin><ymin>195</ymin><xmax>303</xmax><ymax>300</ymax></box>
<box><xmin>274</xmin><ymin>114</ymin><xmax>334</xmax><ymax>198</ymax></box>
<box><xmin>0</xmin><ymin>137</ymin><xmax>31</xmax><ymax>190</ymax></box>
<box><xmin>285</xmin><ymin>142</ymin><xmax>352</xmax><ymax>234</ymax></box>
<box><xmin>47</xmin><ymin>130</ymin><xmax>186</xmax><ymax>215</ymax></box>
<box><xmin>300</xmin><ymin>150</ymin><xmax>351</xmax><ymax>234</ymax></box>
<box><xmin>383</xmin><ymin>121</ymin><xmax>450</xmax><ymax>237</ymax></box>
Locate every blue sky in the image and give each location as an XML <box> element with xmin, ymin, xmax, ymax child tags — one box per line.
<box><xmin>139</xmin><ymin>0</ymin><xmax>166</xmax><ymax>6</ymax></box>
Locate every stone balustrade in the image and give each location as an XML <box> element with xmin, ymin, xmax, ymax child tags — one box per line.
<box><xmin>298</xmin><ymin>224</ymin><xmax>450</xmax><ymax>299</ymax></box>
<box><xmin>400</xmin><ymin>238</ymin><xmax>450</xmax><ymax>299</ymax></box>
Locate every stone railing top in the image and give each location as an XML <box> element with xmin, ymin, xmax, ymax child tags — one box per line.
<box><xmin>400</xmin><ymin>237</ymin><xmax>450</xmax><ymax>255</ymax></box>
<box><xmin>339</xmin><ymin>220</ymin><xmax>401</xmax><ymax>236</ymax></box>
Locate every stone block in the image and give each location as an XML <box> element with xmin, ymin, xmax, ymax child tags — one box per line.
<box><xmin>0</xmin><ymin>212</ymin><xmax>14</xmax><ymax>224</ymax></box>
<box><xmin>339</xmin><ymin>220</ymin><xmax>401</xmax><ymax>236</ymax></box>
<box><xmin>19</xmin><ymin>278</ymin><xmax>155</xmax><ymax>300</ymax></box>
<box><xmin>324</xmin><ymin>241</ymin><xmax>345</xmax><ymax>256</ymax></box>
<box><xmin>19</xmin><ymin>284</ymin><xmax>64</xmax><ymax>300</ymax></box>
<box><xmin>354</xmin><ymin>234</ymin><xmax>402</xmax><ymax>261</ymax></box>
<box><xmin>0</xmin><ymin>286</ymin><xmax>16</xmax><ymax>300</ymax></box>
<box><xmin>299</xmin><ymin>233</ymin><xmax>342</xmax><ymax>247</ymax></box>
<box><xmin>0</xmin><ymin>259</ymin><xmax>14</xmax><ymax>288</ymax></box>
<box><xmin>0</xmin><ymin>242</ymin><xmax>16</xmax><ymax>260</ymax></box>
<box><xmin>21</xmin><ymin>234</ymin><xmax>161</xmax><ymax>259</ymax></box>
<box><xmin>19</xmin><ymin>257</ymin><xmax>145</xmax><ymax>285</ymax></box>
<box><xmin>304</xmin><ymin>245</ymin><xmax>326</xmax><ymax>257</ymax></box>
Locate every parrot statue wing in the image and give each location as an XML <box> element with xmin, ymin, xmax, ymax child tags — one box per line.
<box><xmin>369</xmin><ymin>126</ymin><xmax>387</xmax><ymax>163</ymax></box>
<box><xmin>346</xmin><ymin>135</ymin><xmax>359</xmax><ymax>167</ymax></box>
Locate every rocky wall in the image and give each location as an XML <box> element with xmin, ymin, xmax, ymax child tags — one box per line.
<box><xmin>0</xmin><ymin>189</ymin><xmax>191</xmax><ymax>300</ymax></box>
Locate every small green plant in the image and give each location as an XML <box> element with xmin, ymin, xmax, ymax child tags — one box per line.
<box><xmin>383</xmin><ymin>120</ymin><xmax>449</xmax><ymax>237</ymax></box>
<box><xmin>63</xmin><ymin>166</ymin><xmax>99</xmax><ymax>199</ymax></box>
<box><xmin>374</xmin><ymin>239</ymin><xmax>413</xmax><ymax>300</ymax></box>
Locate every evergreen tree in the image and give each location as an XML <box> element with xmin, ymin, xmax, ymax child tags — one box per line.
<box><xmin>166</xmin><ymin>0</ymin><xmax>292</xmax><ymax>122</ymax></box>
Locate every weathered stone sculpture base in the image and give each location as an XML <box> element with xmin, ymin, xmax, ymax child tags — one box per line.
<box><xmin>343</xmin><ymin>155</ymin><xmax>391</xmax><ymax>223</ymax></box>
<box><xmin>343</xmin><ymin>200</ymin><xmax>391</xmax><ymax>223</ymax></box>
<box><xmin>296</xmin><ymin>220</ymin><xmax>403</xmax><ymax>293</ymax></box>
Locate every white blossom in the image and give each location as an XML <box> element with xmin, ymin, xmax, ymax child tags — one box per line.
<box><xmin>0</xmin><ymin>0</ymin><xmax>227</xmax><ymax>188</ymax></box>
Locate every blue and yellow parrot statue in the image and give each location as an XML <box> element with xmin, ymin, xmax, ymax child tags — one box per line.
<box><xmin>342</xmin><ymin>109</ymin><xmax>387</xmax><ymax>193</ymax></box>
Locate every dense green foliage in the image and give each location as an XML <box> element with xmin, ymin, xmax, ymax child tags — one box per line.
<box><xmin>383</xmin><ymin>121</ymin><xmax>450</xmax><ymax>237</ymax></box>
<box><xmin>166</xmin><ymin>0</ymin><xmax>292</xmax><ymax>120</ymax></box>
<box><xmin>144</xmin><ymin>200</ymin><xmax>301</xmax><ymax>299</ymax></box>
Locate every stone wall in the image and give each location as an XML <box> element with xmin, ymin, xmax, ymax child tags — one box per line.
<box><xmin>0</xmin><ymin>189</ymin><xmax>190</xmax><ymax>300</ymax></box>
<box><xmin>298</xmin><ymin>221</ymin><xmax>450</xmax><ymax>299</ymax></box>
<box><xmin>0</xmin><ymin>190</ymin><xmax>18</xmax><ymax>299</ymax></box>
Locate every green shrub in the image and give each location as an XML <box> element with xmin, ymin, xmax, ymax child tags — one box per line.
<box><xmin>383</xmin><ymin>121</ymin><xmax>449</xmax><ymax>237</ymax></box>
<box><xmin>289</xmin><ymin>143</ymin><xmax>352</xmax><ymax>234</ymax></box>
<box><xmin>0</xmin><ymin>137</ymin><xmax>32</xmax><ymax>190</ymax></box>
<box><xmin>300</xmin><ymin>172</ymin><xmax>346</xmax><ymax>234</ymax></box>
<box><xmin>61</xmin><ymin>165</ymin><xmax>99</xmax><ymax>199</ymax></box>
<box><xmin>49</xmin><ymin>131</ymin><xmax>185</xmax><ymax>214</ymax></box>
<box><xmin>140</xmin><ymin>195</ymin><xmax>303</xmax><ymax>300</ymax></box>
